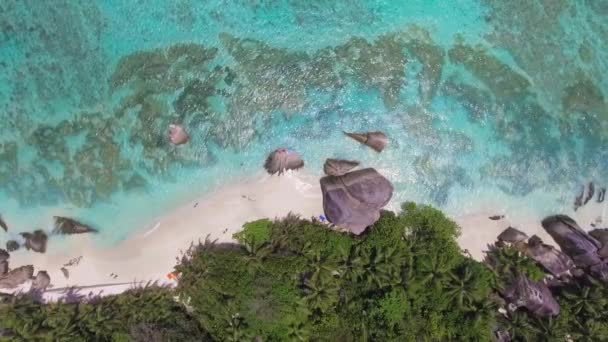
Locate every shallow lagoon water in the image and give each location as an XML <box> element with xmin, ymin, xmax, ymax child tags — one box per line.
<box><xmin>0</xmin><ymin>0</ymin><xmax>606</xmax><ymax>246</ymax></box>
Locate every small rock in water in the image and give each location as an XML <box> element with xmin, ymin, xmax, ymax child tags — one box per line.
<box><xmin>343</xmin><ymin>131</ymin><xmax>388</xmax><ymax>152</ymax></box>
<box><xmin>0</xmin><ymin>265</ymin><xmax>34</xmax><ymax>289</ymax></box>
<box><xmin>0</xmin><ymin>214</ymin><xmax>8</xmax><ymax>232</ymax></box>
<box><xmin>598</xmin><ymin>187</ymin><xmax>606</xmax><ymax>203</ymax></box>
<box><xmin>489</xmin><ymin>214</ymin><xmax>505</xmax><ymax>221</ymax></box>
<box><xmin>20</xmin><ymin>230</ymin><xmax>48</xmax><ymax>253</ymax></box>
<box><xmin>263</xmin><ymin>148</ymin><xmax>304</xmax><ymax>175</ymax></box>
<box><xmin>32</xmin><ymin>271</ymin><xmax>51</xmax><ymax>291</ymax></box>
<box><xmin>53</xmin><ymin>216</ymin><xmax>98</xmax><ymax>235</ymax></box>
<box><xmin>574</xmin><ymin>184</ymin><xmax>585</xmax><ymax>211</ymax></box>
<box><xmin>584</xmin><ymin>182</ymin><xmax>595</xmax><ymax>205</ymax></box>
<box><xmin>6</xmin><ymin>240</ymin><xmax>19</xmax><ymax>252</ymax></box>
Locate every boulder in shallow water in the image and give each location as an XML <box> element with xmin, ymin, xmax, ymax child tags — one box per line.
<box><xmin>598</xmin><ymin>187</ymin><xmax>606</xmax><ymax>203</ymax></box>
<box><xmin>524</xmin><ymin>235</ymin><xmax>575</xmax><ymax>278</ymax></box>
<box><xmin>263</xmin><ymin>148</ymin><xmax>304</xmax><ymax>175</ymax></box>
<box><xmin>497</xmin><ymin>227</ymin><xmax>528</xmax><ymax>244</ymax></box>
<box><xmin>5</xmin><ymin>240</ymin><xmax>19</xmax><ymax>252</ymax></box>
<box><xmin>323</xmin><ymin>159</ymin><xmax>360</xmax><ymax>177</ymax></box>
<box><xmin>503</xmin><ymin>274</ymin><xmax>559</xmax><ymax>317</ymax></box>
<box><xmin>0</xmin><ymin>265</ymin><xmax>34</xmax><ymax>289</ymax></box>
<box><xmin>53</xmin><ymin>216</ymin><xmax>98</xmax><ymax>235</ymax></box>
<box><xmin>343</xmin><ymin>131</ymin><xmax>388</xmax><ymax>152</ymax></box>
<box><xmin>320</xmin><ymin>167</ymin><xmax>393</xmax><ymax>235</ymax></box>
<box><xmin>32</xmin><ymin>271</ymin><xmax>50</xmax><ymax>291</ymax></box>
<box><xmin>20</xmin><ymin>230</ymin><xmax>48</xmax><ymax>253</ymax></box>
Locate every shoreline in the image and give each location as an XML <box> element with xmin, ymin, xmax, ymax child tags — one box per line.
<box><xmin>3</xmin><ymin>171</ymin><xmax>606</xmax><ymax>300</ymax></box>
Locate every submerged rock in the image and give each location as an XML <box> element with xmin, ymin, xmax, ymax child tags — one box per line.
<box><xmin>5</xmin><ymin>240</ymin><xmax>19</xmax><ymax>252</ymax></box>
<box><xmin>497</xmin><ymin>227</ymin><xmax>528</xmax><ymax>244</ymax></box>
<box><xmin>0</xmin><ymin>214</ymin><xmax>7</xmax><ymax>232</ymax></box>
<box><xmin>524</xmin><ymin>235</ymin><xmax>575</xmax><ymax>278</ymax></box>
<box><xmin>168</xmin><ymin>124</ymin><xmax>189</xmax><ymax>145</ymax></box>
<box><xmin>32</xmin><ymin>271</ymin><xmax>51</xmax><ymax>291</ymax></box>
<box><xmin>598</xmin><ymin>187</ymin><xmax>606</xmax><ymax>203</ymax></box>
<box><xmin>0</xmin><ymin>265</ymin><xmax>34</xmax><ymax>289</ymax></box>
<box><xmin>584</xmin><ymin>182</ymin><xmax>595</xmax><ymax>205</ymax></box>
<box><xmin>323</xmin><ymin>159</ymin><xmax>360</xmax><ymax>177</ymax></box>
<box><xmin>320</xmin><ymin>167</ymin><xmax>393</xmax><ymax>235</ymax></box>
<box><xmin>574</xmin><ymin>184</ymin><xmax>584</xmax><ymax>211</ymax></box>
<box><xmin>53</xmin><ymin>216</ymin><xmax>98</xmax><ymax>235</ymax></box>
<box><xmin>20</xmin><ymin>230</ymin><xmax>48</xmax><ymax>253</ymax></box>
<box><xmin>263</xmin><ymin>148</ymin><xmax>304</xmax><ymax>175</ymax></box>
<box><xmin>503</xmin><ymin>274</ymin><xmax>559</xmax><ymax>317</ymax></box>
<box><xmin>343</xmin><ymin>131</ymin><xmax>388</xmax><ymax>152</ymax></box>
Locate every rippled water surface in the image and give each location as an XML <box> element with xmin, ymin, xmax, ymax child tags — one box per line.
<box><xmin>0</xmin><ymin>0</ymin><xmax>606</xmax><ymax>244</ymax></box>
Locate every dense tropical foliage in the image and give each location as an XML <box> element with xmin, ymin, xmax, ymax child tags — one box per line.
<box><xmin>2</xmin><ymin>202</ymin><xmax>608</xmax><ymax>341</ymax></box>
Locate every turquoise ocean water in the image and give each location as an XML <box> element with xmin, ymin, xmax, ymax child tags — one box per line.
<box><xmin>0</xmin><ymin>0</ymin><xmax>606</xmax><ymax>246</ymax></box>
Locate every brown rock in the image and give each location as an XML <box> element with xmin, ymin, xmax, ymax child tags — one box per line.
<box><xmin>323</xmin><ymin>159</ymin><xmax>359</xmax><ymax>177</ymax></box>
<box><xmin>5</xmin><ymin>240</ymin><xmax>19</xmax><ymax>252</ymax></box>
<box><xmin>20</xmin><ymin>230</ymin><xmax>48</xmax><ymax>253</ymax></box>
<box><xmin>0</xmin><ymin>265</ymin><xmax>34</xmax><ymax>289</ymax></box>
<box><xmin>53</xmin><ymin>216</ymin><xmax>98</xmax><ymax>235</ymax></box>
<box><xmin>321</xmin><ymin>167</ymin><xmax>393</xmax><ymax>235</ymax></box>
<box><xmin>503</xmin><ymin>274</ymin><xmax>559</xmax><ymax>317</ymax></box>
<box><xmin>497</xmin><ymin>227</ymin><xmax>528</xmax><ymax>244</ymax></box>
<box><xmin>168</xmin><ymin>124</ymin><xmax>189</xmax><ymax>145</ymax></box>
<box><xmin>344</xmin><ymin>131</ymin><xmax>388</xmax><ymax>152</ymax></box>
<box><xmin>32</xmin><ymin>271</ymin><xmax>51</xmax><ymax>291</ymax></box>
<box><xmin>263</xmin><ymin>148</ymin><xmax>304</xmax><ymax>175</ymax></box>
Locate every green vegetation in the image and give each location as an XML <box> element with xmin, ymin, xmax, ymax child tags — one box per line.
<box><xmin>2</xmin><ymin>203</ymin><xmax>608</xmax><ymax>341</ymax></box>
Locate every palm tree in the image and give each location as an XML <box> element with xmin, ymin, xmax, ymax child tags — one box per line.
<box><xmin>444</xmin><ymin>265</ymin><xmax>478</xmax><ymax>310</ymax></box>
<box><xmin>418</xmin><ymin>254</ymin><xmax>450</xmax><ymax>291</ymax></box>
<box><xmin>305</xmin><ymin>250</ymin><xmax>337</xmax><ymax>285</ymax></box>
<box><xmin>303</xmin><ymin>279</ymin><xmax>339</xmax><ymax>314</ymax></box>
<box><xmin>499</xmin><ymin>311</ymin><xmax>539</xmax><ymax>342</ymax></box>
<box><xmin>286</xmin><ymin>321</ymin><xmax>310</xmax><ymax>341</ymax></box>
<box><xmin>243</xmin><ymin>237</ymin><xmax>271</xmax><ymax>273</ymax></box>
<box><xmin>224</xmin><ymin>313</ymin><xmax>249</xmax><ymax>342</ymax></box>
<box><xmin>562</xmin><ymin>282</ymin><xmax>607</xmax><ymax>319</ymax></box>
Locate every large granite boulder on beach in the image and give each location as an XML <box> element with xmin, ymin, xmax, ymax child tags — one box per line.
<box><xmin>589</xmin><ymin>228</ymin><xmax>608</xmax><ymax>258</ymax></box>
<box><xmin>344</xmin><ymin>131</ymin><xmax>388</xmax><ymax>152</ymax></box>
<box><xmin>524</xmin><ymin>235</ymin><xmax>575</xmax><ymax>278</ymax></box>
<box><xmin>542</xmin><ymin>215</ymin><xmax>608</xmax><ymax>282</ymax></box>
<box><xmin>5</xmin><ymin>240</ymin><xmax>19</xmax><ymax>252</ymax></box>
<box><xmin>320</xmin><ymin>167</ymin><xmax>393</xmax><ymax>235</ymax></box>
<box><xmin>503</xmin><ymin>274</ymin><xmax>559</xmax><ymax>317</ymax></box>
<box><xmin>497</xmin><ymin>227</ymin><xmax>528</xmax><ymax>244</ymax></box>
<box><xmin>32</xmin><ymin>271</ymin><xmax>51</xmax><ymax>291</ymax></box>
<box><xmin>53</xmin><ymin>216</ymin><xmax>98</xmax><ymax>235</ymax></box>
<box><xmin>264</xmin><ymin>148</ymin><xmax>304</xmax><ymax>175</ymax></box>
<box><xmin>0</xmin><ymin>261</ymin><xmax>7</xmax><ymax>275</ymax></box>
<box><xmin>0</xmin><ymin>265</ymin><xmax>34</xmax><ymax>289</ymax></box>
<box><xmin>323</xmin><ymin>159</ymin><xmax>359</xmax><ymax>177</ymax></box>
<box><xmin>20</xmin><ymin>230</ymin><xmax>48</xmax><ymax>253</ymax></box>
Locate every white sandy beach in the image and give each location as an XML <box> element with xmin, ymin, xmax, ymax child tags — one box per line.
<box><xmin>3</xmin><ymin>171</ymin><xmax>607</xmax><ymax>300</ymax></box>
